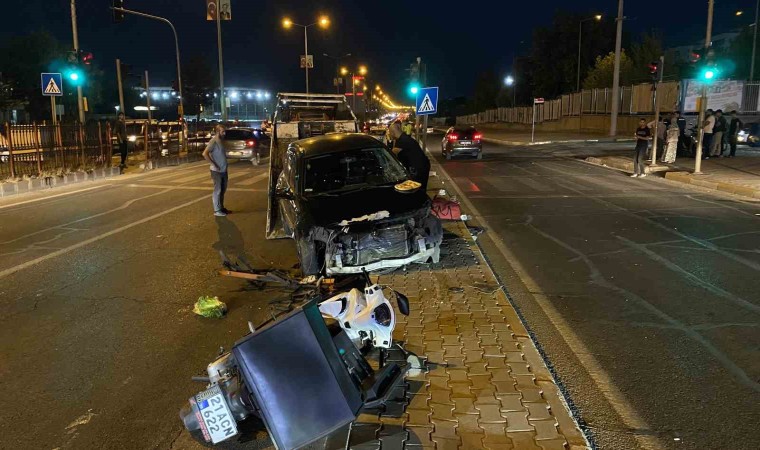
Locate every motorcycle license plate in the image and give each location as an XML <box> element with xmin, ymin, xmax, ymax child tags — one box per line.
<box><xmin>458</xmin><ymin>141</ymin><xmax>472</xmax><ymax>145</ymax></box>
<box><xmin>192</xmin><ymin>386</ymin><xmax>238</xmax><ymax>444</ymax></box>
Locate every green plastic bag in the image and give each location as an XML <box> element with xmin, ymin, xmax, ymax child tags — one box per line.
<box><xmin>193</xmin><ymin>296</ymin><xmax>227</xmax><ymax>318</ymax></box>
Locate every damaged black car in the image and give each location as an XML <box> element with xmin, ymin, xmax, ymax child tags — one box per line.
<box><xmin>269</xmin><ymin>133</ymin><xmax>442</xmax><ymax>275</ymax></box>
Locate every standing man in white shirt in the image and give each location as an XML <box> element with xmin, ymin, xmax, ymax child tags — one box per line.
<box><xmin>202</xmin><ymin>125</ymin><xmax>230</xmax><ymax>217</ymax></box>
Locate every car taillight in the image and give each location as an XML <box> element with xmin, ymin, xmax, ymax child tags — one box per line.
<box><xmin>473</xmin><ymin>133</ymin><xmax>482</xmax><ymax>140</ymax></box>
<box><xmin>447</xmin><ymin>134</ymin><xmax>458</xmax><ymax>141</ymax></box>
<box><xmin>245</xmin><ymin>140</ymin><xmax>255</xmax><ymax>147</ymax></box>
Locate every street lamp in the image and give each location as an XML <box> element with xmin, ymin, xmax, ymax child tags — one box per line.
<box><xmin>324</xmin><ymin>52</ymin><xmax>352</xmax><ymax>93</ymax></box>
<box><xmin>577</xmin><ymin>14</ymin><xmax>602</xmax><ymax>92</ymax></box>
<box><xmin>281</xmin><ymin>15</ymin><xmax>330</xmax><ymax>95</ymax></box>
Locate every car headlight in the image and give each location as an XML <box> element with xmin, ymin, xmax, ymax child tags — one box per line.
<box><xmin>128</xmin><ymin>136</ymin><xmax>137</xmax><ymax>142</ymax></box>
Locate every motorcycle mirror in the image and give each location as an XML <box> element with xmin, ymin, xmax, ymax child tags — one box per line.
<box><xmin>394</xmin><ymin>290</ymin><xmax>410</xmax><ymax>316</ymax></box>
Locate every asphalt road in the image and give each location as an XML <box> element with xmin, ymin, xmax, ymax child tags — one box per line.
<box><xmin>426</xmin><ymin>134</ymin><xmax>760</xmax><ymax>450</ymax></box>
<box><xmin>0</xmin><ymin>160</ymin><xmax>290</xmax><ymax>449</ymax></box>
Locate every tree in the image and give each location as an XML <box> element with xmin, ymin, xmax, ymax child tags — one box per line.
<box><xmin>629</xmin><ymin>31</ymin><xmax>665</xmax><ymax>83</ymax></box>
<box><xmin>470</xmin><ymin>71</ymin><xmax>499</xmax><ymax>113</ymax></box>
<box><xmin>182</xmin><ymin>55</ymin><xmax>216</xmax><ymax>120</ymax></box>
<box><xmin>583</xmin><ymin>51</ymin><xmax>634</xmax><ymax>89</ymax></box>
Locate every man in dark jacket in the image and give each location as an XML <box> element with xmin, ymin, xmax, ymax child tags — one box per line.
<box><xmin>389</xmin><ymin>121</ymin><xmax>430</xmax><ymax>190</ymax></box>
<box><xmin>726</xmin><ymin>110</ymin><xmax>743</xmax><ymax>158</ymax></box>
<box><xmin>114</xmin><ymin>112</ymin><xmax>128</xmax><ymax>166</ymax></box>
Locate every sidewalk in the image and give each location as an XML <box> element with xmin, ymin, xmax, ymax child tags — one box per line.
<box><xmin>475</xmin><ymin>124</ymin><xmax>631</xmax><ymax>146</ymax></box>
<box><xmin>585</xmin><ymin>147</ymin><xmax>760</xmax><ymax>200</ymax></box>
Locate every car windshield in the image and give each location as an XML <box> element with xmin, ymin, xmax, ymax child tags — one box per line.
<box><xmin>302</xmin><ymin>147</ymin><xmax>408</xmax><ymax>196</ymax></box>
<box><xmin>224</xmin><ymin>129</ymin><xmax>254</xmax><ymax>140</ymax></box>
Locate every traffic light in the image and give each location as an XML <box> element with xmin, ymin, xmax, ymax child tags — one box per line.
<box><xmin>698</xmin><ymin>48</ymin><xmax>720</xmax><ymax>83</ymax></box>
<box><xmin>65</xmin><ymin>68</ymin><xmax>84</xmax><ymax>86</ymax></box>
<box><xmin>79</xmin><ymin>50</ymin><xmax>93</xmax><ymax>65</ymax></box>
<box><xmin>112</xmin><ymin>0</ymin><xmax>125</xmax><ymax>23</ymax></box>
<box><xmin>648</xmin><ymin>61</ymin><xmax>660</xmax><ymax>82</ymax></box>
<box><xmin>409</xmin><ymin>84</ymin><xmax>419</xmax><ymax>96</ymax></box>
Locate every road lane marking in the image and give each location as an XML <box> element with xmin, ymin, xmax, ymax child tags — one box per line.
<box><xmin>126</xmin><ymin>184</ymin><xmax>262</xmax><ymax>192</ymax></box>
<box><xmin>0</xmin><ymin>189</ymin><xmax>173</xmax><ymax>245</ymax></box>
<box><xmin>236</xmin><ymin>172</ymin><xmax>269</xmax><ymax>186</ymax></box>
<box><xmin>432</xmin><ymin>159</ymin><xmax>660</xmax><ymax>450</ymax></box>
<box><xmin>0</xmin><ymin>185</ymin><xmax>107</xmax><ymax>211</ymax></box>
<box><xmin>0</xmin><ymin>194</ymin><xmax>210</xmax><ymax>281</ymax></box>
<box><xmin>167</xmin><ymin>171</ymin><xmax>213</xmax><ymax>184</ymax></box>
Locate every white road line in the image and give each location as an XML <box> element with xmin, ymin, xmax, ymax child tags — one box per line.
<box><xmin>169</xmin><ymin>171</ymin><xmax>214</xmax><ymax>184</ymax></box>
<box><xmin>0</xmin><ymin>194</ymin><xmax>210</xmax><ymax>281</ymax></box>
<box><xmin>0</xmin><ymin>185</ymin><xmax>107</xmax><ymax>211</ymax></box>
<box><xmin>126</xmin><ymin>184</ymin><xmax>261</xmax><ymax>192</ymax></box>
<box><xmin>432</xmin><ymin>161</ymin><xmax>660</xmax><ymax>450</ymax></box>
<box><xmin>236</xmin><ymin>173</ymin><xmax>269</xmax><ymax>186</ymax></box>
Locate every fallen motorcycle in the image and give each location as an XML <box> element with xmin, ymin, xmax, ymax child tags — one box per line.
<box><xmin>179</xmin><ymin>275</ymin><xmax>420</xmax><ymax>449</ymax></box>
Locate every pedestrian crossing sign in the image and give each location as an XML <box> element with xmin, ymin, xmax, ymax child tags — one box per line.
<box><xmin>41</xmin><ymin>73</ymin><xmax>63</xmax><ymax>97</ymax></box>
<box><xmin>415</xmin><ymin>87</ymin><xmax>438</xmax><ymax>116</ymax></box>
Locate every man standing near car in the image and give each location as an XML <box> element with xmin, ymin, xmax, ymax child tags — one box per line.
<box><xmin>726</xmin><ymin>110</ymin><xmax>743</xmax><ymax>158</ymax></box>
<box><xmin>389</xmin><ymin>122</ymin><xmax>430</xmax><ymax>190</ymax></box>
<box><xmin>114</xmin><ymin>112</ymin><xmax>128</xmax><ymax>167</ymax></box>
<box><xmin>203</xmin><ymin>125</ymin><xmax>229</xmax><ymax>217</ymax></box>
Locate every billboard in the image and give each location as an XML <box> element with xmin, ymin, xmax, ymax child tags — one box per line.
<box><xmin>684</xmin><ymin>80</ymin><xmax>743</xmax><ymax>112</ymax></box>
<box><xmin>206</xmin><ymin>0</ymin><xmax>231</xmax><ymax>21</ymax></box>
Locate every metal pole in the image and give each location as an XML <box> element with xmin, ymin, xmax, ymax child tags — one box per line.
<box><xmin>216</xmin><ymin>6</ymin><xmax>226</xmax><ymax>121</ymax></box>
<box><xmin>352</xmin><ymin>73</ymin><xmax>356</xmax><ymax>111</ymax></box>
<box><xmin>609</xmin><ymin>0</ymin><xmax>624</xmax><ymax>137</ymax></box>
<box><xmin>70</xmin><ymin>0</ymin><xmax>85</xmax><ymax>123</ymax></box>
<box><xmin>577</xmin><ymin>20</ymin><xmax>583</xmax><ymax>92</ymax></box>
<box><xmin>304</xmin><ymin>26</ymin><xmax>309</xmax><ymax>95</ymax></box>
<box><xmin>695</xmin><ymin>0</ymin><xmax>714</xmax><ymax>174</ymax></box>
<box><xmin>144</xmin><ymin>70</ymin><xmax>152</xmax><ymax>123</ymax></box>
<box><xmin>532</xmin><ymin>102</ymin><xmax>536</xmax><ymax>143</ymax></box>
<box><xmin>421</xmin><ymin>61</ymin><xmax>428</xmax><ymax>151</ymax></box>
<box><xmin>751</xmin><ymin>0</ymin><xmax>759</xmax><ymax>81</ymax></box>
<box><xmin>116</xmin><ymin>58</ymin><xmax>125</xmax><ymax>116</ymax></box>
<box><xmin>50</xmin><ymin>96</ymin><xmax>57</xmax><ymax>125</ymax></box>
<box><xmin>651</xmin><ymin>55</ymin><xmax>665</xmax><ymax>164</ymax></box>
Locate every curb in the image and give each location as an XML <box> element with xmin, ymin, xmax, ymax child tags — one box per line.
<box><xmin>0</xmin><ymin>167</ymin><xmax>121</xmax><ymax>198</ymax></box>
<box><xmin>483</xmin><ymin>137</ymin><xmax>635</xmax><ymax>146</ymax></box>
<box><xmin>664</xmin><ymin>171</ymin><xmax>760</xmax><ymax>199</ymax></box>
<box><xmin>583</xmin><ymin>156</ymin><xmax>667</xmax><ymax>175</ymax></box>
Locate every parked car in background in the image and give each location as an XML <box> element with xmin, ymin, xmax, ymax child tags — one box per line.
<box><xmin>737</xmin><ymin>123</ymin><xmax>760</xmax><ymax>146</ymax></box>
<box><xmin>222</xmin><ymin>127</ymin><xmax>263</xmax><ymax>165</ymax></box>
<box><xmin>441</xmin><ymin>126</ymin><xmax>483</xmax><ymax>159</ymax></box>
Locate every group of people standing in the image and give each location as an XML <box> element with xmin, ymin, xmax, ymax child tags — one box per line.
<box><xmin>633</xmin><ymin>109</ymin><xmax>744</xmax><ymax>178</ymax></box>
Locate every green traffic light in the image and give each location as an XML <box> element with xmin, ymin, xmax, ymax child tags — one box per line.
<box><xmin>704</xmin><ymin>70</ymin><xmax>715</xmax><ymax>80</ymax></box>
<box><xmin>69</xmin><ymin>72</ymin><xmax>79</xmax><ymax>81</ymax></box>
<box><xmin>410</xmin><ymin>86</ymin><xmax>418</xmax><ymax>94</ymax></box>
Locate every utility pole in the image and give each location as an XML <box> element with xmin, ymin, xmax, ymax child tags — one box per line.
<box><xmin>116</xmin><ymin>59</ymin><xmax>125</xmax><ymax>116</ymax></box>
<box><xmin>609</xmin><ymin>0</ymin><xmax>624</xmax><ymax>137</ymax></box>
<box><xmin>421</xmin><ymin>61</ymin><xmax>428</xmax><ymax>151</ymax></box>
<box><xmin>751</xmin><ymin>0</ymin><xmax>759</xmax><ymax>81</ymax></box>
<box><xmin>651</xmin><ymin>55</ymin><xmax>665</xmax><ymax>164</ymax></box>
<box><xmin>694</xmin><ymin>0</ymin><xmax>714</xmax><ymax>174</ymax></box>
<box><xmin>216</xmin><ymin>6</ymin><xmax>227</xmax><ymax>121</ymax></box>
<box><xmin>304</xmin><ymin>26</ymin><xmax>309</xmax><ymax>95</ymax></box>
<box><xmin>70</xmin><ymin>0</ymin><xmax>85</xmax><ymax>123</ymax></box>
<box><xmin>144</xmin><ymin>70</ymin><xmax>152</xmax><ymax>123</ymax></box>
<box><xmin>415</xmin><ymin>57</ymin><xmax>421</xmax><ymax>144</ymax></box>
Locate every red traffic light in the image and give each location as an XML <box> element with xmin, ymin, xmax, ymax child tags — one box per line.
<box><xmin>648</xmin><ymin>62</ymin><xmax>659</xmax><ymax>74</ymax></box>
<box><xmin>79</xmin><ymin>50</ymin><xmax>93</xmax><ymax>65</ymax></box>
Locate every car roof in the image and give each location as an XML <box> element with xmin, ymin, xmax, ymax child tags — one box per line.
<box><xmin>291</xmin><ymin>133</ymin><xmax>385</xmax><ymax>157</ymax></box>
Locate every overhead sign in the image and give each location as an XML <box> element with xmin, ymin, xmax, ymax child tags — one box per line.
<box><xmin>300</xmin><ymin>55</ymin><xmax>314</xmax><ymax>69</ymax></box>
<box><xmin>206</xmin><ymin>0</ymin><xmax>231</xmax><ymax>21</ymax></box>
<box><xmin>41</xmin><ymin>73</ymin><xmax>63</xmax><ymax>97</ymax></box>
<box><xmin>684</xmin><ymin>79</ymin><xmax>743</xmax><ymax>112</ymax></box>
<box><xmin>415</xmin><ymin>86</ymin><xmax>438</xmax><ymax>116</ymax></box>
<box><xmin>534</xmin><ymin>98</ymin><xmax>545</xmax><ymax>104</ymax></box>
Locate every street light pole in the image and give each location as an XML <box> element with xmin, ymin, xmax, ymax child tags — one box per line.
<box><xmin>70</xmin><ymin>0</ymin><xmax>85</xmax><ymax>123</ymax></box>
<box><xmin>751</xmin><ymin>0</ymin><xmax>759</xmax><ymax>81</ymax></box>
<box><xmin>694</xmin><ymin>0</ymin><xmax>715</xmax><ymax>174</ymax></box>
<box><xmin>216</xmin><ymin>6</ymin><xmax>227</xmax><ymax>121</ymax></box>
<box><xmin>609</xmin><ymin>0</ymin><xmax>624</xmax><ymax>137</ymax></box>
<box><xmin>577</xmin><ymin>20</ymin><xmax>583</xmax><ymax>92</ymax></box>
<box><xmin>111</xmin><ymin>7</ymin><xmax>185</xmax><ymax>121</ymax></box>
<box><xmin>304</xmin><ymin>26</ymin><xmax>309</xmax><ymax>95</ymax></box>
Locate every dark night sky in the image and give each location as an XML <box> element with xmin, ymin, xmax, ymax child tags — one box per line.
<box><xmin>0</xmin><ymin>0</ymin><xmax>754</xmax><ymax>101</ymax></box>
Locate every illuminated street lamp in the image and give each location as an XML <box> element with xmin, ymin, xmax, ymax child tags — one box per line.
<box><xmin>281</xmin><ymin>14</ymin><xmax>331</xmax><ymax>94</ymax></box>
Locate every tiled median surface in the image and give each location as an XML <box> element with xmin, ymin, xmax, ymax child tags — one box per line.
<box><xmin>342</xmin><ymin>217</ymin><xmax>588</xmax><ymax>450</ymax></box>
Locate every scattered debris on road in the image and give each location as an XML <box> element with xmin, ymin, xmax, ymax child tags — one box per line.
<box><xmin>192</xmin><ymin>296</ymin><xmax>227</xmax><ymax>318</ymax></box>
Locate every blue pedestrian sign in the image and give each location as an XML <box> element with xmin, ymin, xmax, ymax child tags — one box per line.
<box><xmin>415</xmin><ymin>86</ymin><xmax>438</xmax><ymax>116</ymax></box>
<box><xmin>41</xmin><ymin>73</ymin><xmax>63</xmax><ymax>97</ymax></box>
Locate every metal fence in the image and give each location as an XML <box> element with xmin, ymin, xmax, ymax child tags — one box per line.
<box><xmin>1</xmin><ymin>121</ymin><xmax>209</xmax><ymax>181</ymax></box>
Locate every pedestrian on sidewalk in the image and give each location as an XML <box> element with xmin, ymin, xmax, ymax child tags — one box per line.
<box><xmin>203</xmin><ymin>125</ymin><xmax>230</xmax><ymax>217</ymax></box>
<box><xmin>702</xmin><ymin>109</ymin><xmax>715</xmax><ymax>159</ymax></box>
<box><xmin>711</xmin><ymin>109</ymin><xmax>726</xmax><ymax>157</ymax></box>
<box><xmin>389</xmin><ymin>121</ymin><xmax>430</xmax><ymax>190</ymax></box>
<box><xmin>663</xmin><ymin>112</ymin><xmax>680</xmax><ymax>164</ymax></box>
<box><xmin>726</xmin><ymin>110</ymin><xmax>743</xmax><ymax>158</ymax></box>
<box><xmin>114</xmin><ymin>112</ymin><xmax>128</xmax><ymax>167</ymax></box>
<box><xmin>633</xmin><ymin>118</ymin><xmax>652</xmax><ymax>178</ymax></box>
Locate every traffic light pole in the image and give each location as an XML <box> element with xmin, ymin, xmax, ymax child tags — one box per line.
<box><xmin>116</xmin><ymin>58</ymin><xmax>125</xmax><ymax>116</ymax></box>
<box><xmin>70</xmin><ymin>0</ymin><xmax>86</xmax><ymax>123</ymax></box>
<box><xmin>111</xmin><ymin>7</ymin><xmax>185</xmax><ymax>121</ymax></box>
<box><xmin>651</xmin><ymin>55</ymin><xmax>665</xmax><ymax>165</ymax></box>
<box><xmin>609</xmin><ymin>0</ymin><xmax>624</xmax><ymax>137</ymax></box>
<box><xmin>694</xmin><ymin>0</ymin><xmax>714</xmax><ymax>175</ymax></box>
